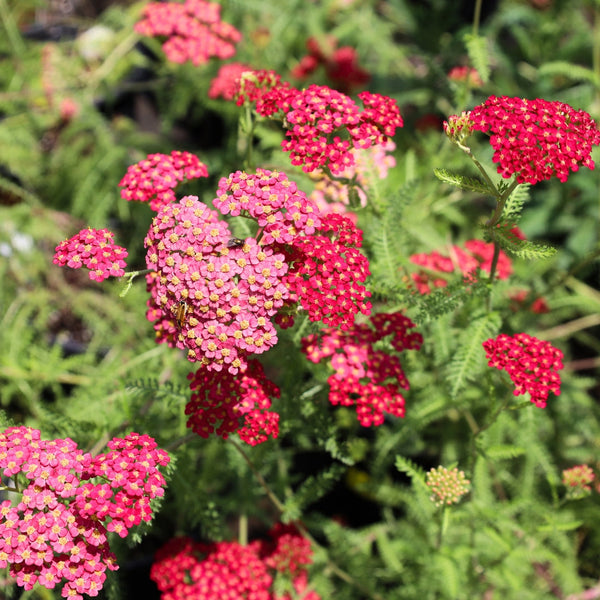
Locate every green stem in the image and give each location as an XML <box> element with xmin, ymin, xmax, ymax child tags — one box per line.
<box><xmin>472</xmin><ymin>0</ymin><xmax>483</xmax><ymax>37</ymax></box>
<box><xmin>228</xmin><ymin>439</ymin><xmax>385</xmax><ymax>600</ymax></box>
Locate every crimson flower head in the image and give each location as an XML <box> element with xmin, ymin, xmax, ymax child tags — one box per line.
<box><xmin>469</xmin><ymin>96</ymin><xmax>600</xmax><ymax>184</ymax></box>
<box><xmin>134</xmin><ymin>0</ymin><xmax>242</xmax><ymax>66</ymax></box>
<box><xmin>208</xmin><ymin>61</ymin><xmax>253</xmax><ymax>100</ymax></box>
<box><xmin>53</xmin><ymin>227</ymin><xmax>128</xmax><ymax>282</ymax></box>
<box><xmin>302</xmin><ymin>312</ymin><xmax>423</xmax><ymax>426</ymax></box>
<box><xmin>186</xmin><ymin>359</ymin><xmax>280</xmax><ymax>445</ymax></box>
<box><xmin>483</xmin><ymin>332</ymin><xmax>563</xmax><ymax>408</ymax></box>
<box><xmin>119</xmin><ymin>151</ymin><xmax>208</xmax><ymax>211</ymax></box>
<box><xmin>253</xmin><ymin>82</ymin><xmax>403</xmax><ymax>174</ymax></box>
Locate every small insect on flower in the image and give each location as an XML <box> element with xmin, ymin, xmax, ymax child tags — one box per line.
<box><xmin>174</xmin><ymin>299</ymin><xmax>189</xmax><ymax>329</ymax></box>
<box><xmin>227</xmin><ymin>237</ymin><xmax>245</xmax><ymax>248</ymax></box>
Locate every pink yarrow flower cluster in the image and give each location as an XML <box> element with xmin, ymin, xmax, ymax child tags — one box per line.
<box><xmin>150</xmin><ymin>523</ymin><xmax>319</xmax><ymax>600</ymax></box>
<box><xmin>119</xmin><ymin>151</ymin><xmax>208</xmax><ymax>211</ymax></box>
<box><xmin>410</xmin><ymin>239</ymin><xmax>512</xmax><ymax>294</ymax></box>
<box><xmin>483</xmin><ymin>333</ymin><xmax>563</xmax><ymax>408</ymax></box>
<box><xmin>302</xmin><ymin>312</ymin><xmax>422</xmax><ymax>426</ymax></box>
<box><xmin>144</xmin><ymin>194</ymin><xmax>290</xmax><ymax>374</ymax></box>
<box><xmin>0</xmin><ymin>427</ymin><xmax>169</xmax><ymax>599</ymax></box>
<box><xmin>249</xmin><ymin>81</ymin><xmax>402</xmax><ymax>174</ymax></box>
<box><xmin>468</xmin><ymin>96</ymin><xmax>600</xmax><ymax>184</ymax></box>
<box><xmin>53</xmin><ymin>227</ymin><xmax>128</xmax><ymax>282</ymax></box>
<box><xmin>186</xmin><ymin>359</ymin><xmax>280</xmax><ymax>445</ymax></box>
<box><xmin>134</xmin><ymin>0</ymin><xmax>241</xmax><ymax>66</ymax></box>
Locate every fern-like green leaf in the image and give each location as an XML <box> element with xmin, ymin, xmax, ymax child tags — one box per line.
<box><xmin>502</xmin><ymin>183</ymin><xmax>530</xmax><ymax>222</ymax></box>
<box><xmin>433</xmin><ymin>168</ymin><xmax>494</xmax><ymax>194</ymax></box>
<box><xmin>484</xmin><ymin>444</ymin><xmax>526</xmax><ymax>460</ymax></box>
<box><xmin>463</xmin><ymin>33</ymin><xmax>491</xmax><ymax>83</ymax></box>
<box><xmin>496</xmin><ymin>236</ymin><xmax>557</xmax><ymax>260</ymax></box>
<box><xmin>446</xmin><ymin>312</ymin><xmax>501</xmax><ymax>399</ymax></box>
<box><xmin>395</xmin><ymin>455</ymin><xmax>429</xmax><ymax>494</ymax></box>
<box><xmin>539</xmin><ymin>61</ymin><xmax>599</xmax><ymax>85</ymax></box>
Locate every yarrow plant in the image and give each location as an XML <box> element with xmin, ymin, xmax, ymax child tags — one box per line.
<box><xmin>562</xmin><ymin>465</ymin><xmax>595</xmax><ymax>499</ymax></box>
<box><xmin>302</xmin><ymin>312</ymin><xmax>423</xmax><ymax>426</ymax></box>
<box><xmin>426</xmin><ymin>466</ymin><xmax>471</xmax><ymax>507</ymax></box>
<box><xmin>149</xmin><ymin>523</ymin><xmax>319</xmax><ymax>600</ymax></box>
<box><xmin>483</xmin><ymin>333</ymin><xmax>563</xmax><ymax>408</ymax></box>
<box><xmin>0</xmin><ymin>427</ymin><xmax>169</xmax><ymax>599</ymax></box>
<box><xmin>53</xmin><ymin>227</ymin><xmax>128</xmax><ymax>282</ymax></box>
<box><xmin>118</xmin><ymin>151</ymin><xmax>208</xmax><ymax>211</ymax></box>
<box><xmin>446</xmin><ymin>96</ymin><xmax>600</xmax><ymax>184</ymax></box>
<box><xmin>135</xmin><ymin>0</ymin><xmax>242</xmax><ymax>66</ymax></box>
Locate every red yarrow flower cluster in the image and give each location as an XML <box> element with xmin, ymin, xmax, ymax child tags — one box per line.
<box><xmin>483</xmin><ymin>333</ymin><xmax>563</xmax><ymax>408</ymax></box>
<box><xmin>410</xmin><ymin>239</ymin><xmax>512</xmax><ymax>294</ymax></box>
<box><xmin>0</xmin><ymin>427</ymin><xmax>169</xmax><ymax>599</ymax></box>
<box><xmin>145</xmin><ymin>194</ymin><xmax>290</xmax><ymax>373</ymax></box>
<box><xmin>53</xmin><ymin>227</ymin><xmax>128</xmax><ymax>282</ymax></box>
<box><xmin>302</xmin><ymin>312</ymin><xmax>423</xmax><ymax>426</ymax></box>
<box><xmin>134</xmin><ymin>0</ymin><xmax>242</xmax><ymax>66</ymax></box>
<box><xmin>469</xmin><ymin>96</ymin><xmax>600</xmax><ymax>184</ymax></box>
<box><xmin>280</xmin><ymin>213</ymin><xmax>372</xmax><ymax>330</ymax></box>
<box><xmin>186</xmin><ymin>359</ymin><xmax>280</xmax><ymax>445</ymax></box>
<box><xmin>150</xmin><ymin>523</ymin><xmax>319</xmax><ymax>600</ymax></box>
<box><xmin>252</xmin><ymin>82</ymin><xmax>403</xmax><ymax>174</ymax></box>
<box><xmin>119</xmin><ymin>151</ymin><xmax>208</xmax><ymax>211</ymax></box>
<box><xmin>562</xmin><ymin>464</ymin><xmax>595</xmax><ymax>498</ymax></box>
<box><xmin>291</xmin><ymin>36</ymin><xmax>370</xmax><ymax>94</ymax></box>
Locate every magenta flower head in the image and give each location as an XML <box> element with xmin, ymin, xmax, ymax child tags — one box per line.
<box><xmin>53</xmin><ymin>227</ymin><xmax>128</xmax><ymax>282</ymax></box>
<box><xmin>0</xmin><ymin>427</ymin><xmax>170</xmax><ymax>599</ymax></box>
<box><xmin>469</xmin><ymin>96</ymin><xmax>600</xmax><ymax>184</ymax></box>
<box><xmin>483</xmin><ymin>332</ymin><xmax>563</xmax><ymax>408</ymax></box>
<box><xmin>302</xmin><ymin>312</ymin><xmax>423</xmax><ymax>426</ymax></box>
<box><xmin>145</xmin><ymin>194</ymin><xmax>290</xmax><ymax>374</ymax></box>
<box><xmin>134</xmin><ymin>0</ymin><xmax>242</xmax><ymax>66</ymax></box>
<box><xmin>119</xmin><ymin>151</ymin><xmax>208</xmax><ymax>211</ymax></box>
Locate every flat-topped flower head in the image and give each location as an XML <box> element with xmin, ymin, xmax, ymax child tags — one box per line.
<box><xmin>562</xmin><ymin>464</ymin><xmax>595</xmax><ymax>499</ymax></box>
<box><xmin>0</xmin><ymin>427</ymin><xmax>168</xmax><ymax>598</ymax></box>
<box><xmin>426</xmin><ymin>466</ymin><xmax>471</xmax><ymax>507</ymax></box>
<box><xmin>282</xmin><ymin>213</ymin><xmax>372</xmax><ymax>330</ymax></box>
<box><xmin>302</xmin><ymin>312</ymin><xmax>422</xmax><ymax>426</ymax></box>
<box><xmin>145</xmin><ymin>195</ymin><xmax>290</xmax><ymax>373</ymax></box>
<box><xmin>251</xmin><ymin>81</ymin><xmax>403</xmax><ymax>174</ymax></box>
<box><xmin>119</xmin><ymin>151</ymin><xmax>208</xmax><ymax>211</ymax></box>
<box><xmin>214</xmin><ymin>168</ymin><xmax>321</xmax><ymax>244</ymax></box>
<box><xmin>186</xmin><ymin>359</ymin><xmax>280</xmax><ymax>445</ymax></box>
<box><xmin>469</xmin><ymin>96</ymin><xmax>600</xmax><ymax>184</ymax></box>
<box><xmin>53</xmin><ymin>227</ymin><xmax>128</xmax><ymax>282</ymax></box>
<box><xmin>135</xmin><ymin>0</ymin><xmax>242</xmax><ymax>66</ymax></box>
<box><xmin>483</xmin><ymin>332</ymin><xmax>563</xmax><ymax>407</ymax></box>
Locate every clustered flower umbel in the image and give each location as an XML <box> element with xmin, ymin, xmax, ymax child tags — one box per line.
<box><xmin>53</xmin><ymin>227</ymin><xmax>128</xmax><ymax>282</ymax></box>
<box><xmin>562</xmin><ymin>464</ymin><xmax>595</xmax><ymax>498</ymax></box>
<box><xmin>186</xmin><ymin>359</ymin><xmax>280</xmax><ymax>445</ymax></box>
<box><xmin>302</xmin><ymin>312</ymin><xmax>422</xmax><ymax>426</ymax></box>
<box><xmin>426</xmin><ymin>466</ymin><xmax>471</xmax><ymax>507</ymax></box>
<box><xmin>483</xmin><ymin>333</ymin><xmax>563</xmax><ymax>408</ymax></box>
<box><xmin>445</xmin><ymin>96</ymin><xmax>600</xmax><ymax>184</ymax></box>
<box><xmin>227</xmin><ymin>73</ymin><xmax>403</xmax><ymax>175</ymax></box>
<box><xmin>150</xmin><ymin>523</ymin><xmax>320</xmax><ymax>600</ymax></box>
<box><xmin>0</xmin><ymin>427</ymin><xmax>169</xmax><ymax>599</ymax></box>
<box><xmin>119</xmin><ymin>151</ymin><xmax>208</xmax><ymax>211</ymax></box>
<box><xmin>409</xmin><ymin>238</ymin><xmax>513</xmax><ymax>294</ymax></box>
<box><xmin>134</xmin><ymin>0</ymin><xmax>242</xmax><ymax>66</ymax></box>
